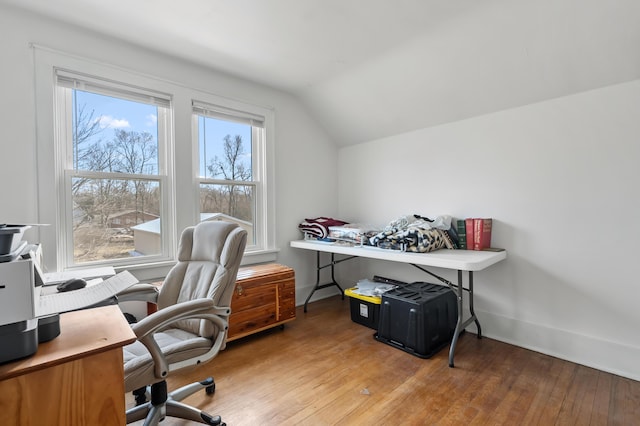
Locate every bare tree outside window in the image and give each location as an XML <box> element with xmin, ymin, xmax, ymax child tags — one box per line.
<box><xmin>206</xmin><ymin>134</ymin><xmax>252</xmax><ymax>220</ymax></box>
<box><xmin>70</xmin><ymin>93</ymin><xmax>255</xmax><ymax>262</ymax></box>
<box><xmin>69</xmin><ymin>90</ymin><xmax>162</xmax><ymax>263</ymax></box>
<box><xmin>197</xmin><ymin>114</ymin><xmax>256</xmax><ymax>245</ymax></box>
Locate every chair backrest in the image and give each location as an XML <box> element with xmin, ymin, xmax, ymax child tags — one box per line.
<box><xmin>157</xmin><ymin>221</ymin><xmax>247</xmax><ymax>337</ymax></box>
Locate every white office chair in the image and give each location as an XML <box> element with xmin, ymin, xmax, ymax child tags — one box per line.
<box><xmin>118</xmin><ymin>221</ymin><xmax>247</xmax><ymax>426</ymax></box>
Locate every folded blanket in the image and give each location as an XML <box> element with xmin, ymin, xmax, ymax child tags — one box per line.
<box><xmin>299</xmin><ymin>217</ymin><xmax>349</xmax><ymax>239</ymax></box>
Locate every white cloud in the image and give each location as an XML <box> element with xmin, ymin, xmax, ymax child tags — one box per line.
<box><xmin>97</xmin><ymin>115</ymin><xmax>130</xmax><ymax>129</ymax></box>
<box><xmin>145</xmin><ymin>114</ymin><xmax>158</xmax><ymax>127</ymax></box>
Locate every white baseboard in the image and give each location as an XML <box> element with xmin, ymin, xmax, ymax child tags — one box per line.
<box><xmin>295</xmin><ymin>283</ymin><xmax>342</xmax><ymax>307</ymax></box>
<box><xmin>475</xmin><ymin>309</ymin><xmax>640</xmax><ymax>382</ymax></box>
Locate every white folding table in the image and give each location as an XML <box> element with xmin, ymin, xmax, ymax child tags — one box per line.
<box><xmin>290</xmin><ymin>239</ymin><xmax>507</xmax><ymax>367</ymax></box>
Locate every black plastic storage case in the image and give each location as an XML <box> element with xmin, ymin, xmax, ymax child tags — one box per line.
<box><xmin>375</xmin><ymin>282</ymin><xmax>458</xmax><ymax>358</ymax></box>
<box><xmin>345</xmin><ymin>288</ymin><xmax>381</xmax><ymax>330</ymax></box>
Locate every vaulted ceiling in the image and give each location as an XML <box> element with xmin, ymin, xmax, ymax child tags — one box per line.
<box><xmin>5</xmin><ymin>0</ymin><xmax>640</xmax><ymax>146</ymax></box>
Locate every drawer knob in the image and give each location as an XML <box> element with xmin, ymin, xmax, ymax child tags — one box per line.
<box><xmin>236</xmin><ymin>285</ymin><xmax>243</xmax><ymax>296</ymax></box>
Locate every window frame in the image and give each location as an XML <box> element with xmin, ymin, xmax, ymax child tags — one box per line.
<box><xmin>55</xmin><ymin>76</ymin><xmax>173</xmax><ymax>268</ymax></box>
<box><xmin>33</xmin><ymin>46</ymin><xmax>277</xmax><ymax>278</ymax></box>
<box><xmin>191</xmin><ymin>98</ymin><xmax>276</xmax><ymax>258</ymax></box>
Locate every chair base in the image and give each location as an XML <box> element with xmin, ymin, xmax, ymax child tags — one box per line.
<box><xmin>127</xmin><ymin>378</ymin><xmax>223</xmax><ymax>426</ymax></box>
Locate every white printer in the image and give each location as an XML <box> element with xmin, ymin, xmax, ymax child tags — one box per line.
<box><xmin>0</xmin><ymin>225</ymin><xmax>60</xmax><ymax>363</ymax></box>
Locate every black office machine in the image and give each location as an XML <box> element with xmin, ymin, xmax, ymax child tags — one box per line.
<box><xmin>0</xmin><ymin>225</ymin><xmax>60</xmax><ymax>363</ymax></box>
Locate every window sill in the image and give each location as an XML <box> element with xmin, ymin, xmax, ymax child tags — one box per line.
<box><xmin>241</xmin><ymin>248</ymin><xmax>280</xmax><ymax>265</ymax></box>
<box><xmin>114</xmin><ymin>248</ymin><xmax>281</xmax><ymax>282</ymax></box>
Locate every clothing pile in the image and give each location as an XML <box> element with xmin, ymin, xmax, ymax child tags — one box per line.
<box><xmin>298</xmin><ymin>217</ymin><xmax>348</xmax><ymax>240</ymax></box>
<box><xmin>369</xmin><ymin>214</ymin><xmax>456</xmax><ymax>253</ymax></box>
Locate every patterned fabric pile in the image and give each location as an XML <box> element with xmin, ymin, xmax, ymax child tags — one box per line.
<box><xmin>369</xmin><ymin>215</ymin><xmax>456</xmax><ymax>253</ymax></box>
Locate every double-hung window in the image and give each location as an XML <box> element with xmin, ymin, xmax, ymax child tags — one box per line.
<box><xmin>54</xmin><ymin>70</ymin><xmax>172</xmax><ymax>268</ymax></box>
<box><xmin>192</xmin><ymin>101</ymin><xmax>267</xmax><ymax>252</ymax></box>
<box><xmin>34</xmin><ymin>47</ymin><xmax>276</xmax><ymax>276</ymax></box>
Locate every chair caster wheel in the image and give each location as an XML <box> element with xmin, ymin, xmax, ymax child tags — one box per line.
<box><xmin>206</xmin><ymin>383</ymin><xmax>216</xmax><ymax>394</ymax></box>
<box><xmin>204</xmin><ymin>414</ymin><xmax>223</xmax><ymax>425</ymax></box>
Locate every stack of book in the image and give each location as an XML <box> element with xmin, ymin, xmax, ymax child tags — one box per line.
<box><xmin>455</xmin><ymin>218</ymin><xmax>492</xmax><ymax>250</ymax></box>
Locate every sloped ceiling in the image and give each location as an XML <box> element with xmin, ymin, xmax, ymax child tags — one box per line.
<box><xmin>4</xmin><ymin>0</ymin><xmax>640</xmax><ymax>146</ymax></box>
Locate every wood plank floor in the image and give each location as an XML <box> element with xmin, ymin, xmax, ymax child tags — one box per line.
<box><xmin>128</xmin><ymin>295</ymin><xmax>640</xmax><ymax>425</ymax></box>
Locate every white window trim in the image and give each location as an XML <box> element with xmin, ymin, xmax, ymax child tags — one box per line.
<box><xmin>191</xmin><ymin>96</ymin><xmax>277</xmax><ymax>262</ymax></box>
<box><xmin>56</xmin><ymin>75</ymin><xmax>173</xmax><ymax>269</ymax></box>
<box><xmin>32</xmin><ymin>45</ymin><xmax>277</xmax><ymax>277</ymax></box>
<box><xmin>34</xmin><ymin>46</ymin><xmax>177</xmax><ymax>275</ymax></box>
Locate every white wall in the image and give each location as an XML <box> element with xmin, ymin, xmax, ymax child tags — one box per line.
<box><xmin>337</xmin><ymin>80</ymin><xmax>640</xmax><ymax>380</ymax></box>
<box><xmin>0</xmin><ymin>6</ymin><xmax>338</xmax><ymax>299</ymax></box>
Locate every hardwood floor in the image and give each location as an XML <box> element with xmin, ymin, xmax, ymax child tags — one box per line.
<box><xmin>129</xmin><ymin>295</ymin><xmax>640</xmax><ymax>425</ymax></box>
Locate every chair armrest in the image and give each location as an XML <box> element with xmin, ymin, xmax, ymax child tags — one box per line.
<box><xmin>131</xmin><ymin>298</ymin><xmax>231</xmax><ymax>380</ymax></box>
<box><xmin>116</xmin><ymin>283</ymin><xmax>159</xmax><ymax>304</ymax></box>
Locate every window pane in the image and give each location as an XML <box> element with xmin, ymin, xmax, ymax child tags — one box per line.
<box><xmin>72</xmin><ymin>177</ymin><xmax>161</xmax><ymax>263</ymax></box>
<box><xmin>200</xmin><ymin>183</ymin><xmax>254</xmax><ymax>244</ymax></box>
<box><xmin>198</xmin><ymin>116</ymin><xmax>252</xmax><ymax>180</ymax></box>
<box><xmin>72</xmin><ymin>90</ymin><xmax>159</xmax><ymax>175</ymax></box>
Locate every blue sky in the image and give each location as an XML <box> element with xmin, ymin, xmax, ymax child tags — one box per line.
<box><xmin>76</xmin><ymin>90</ymin><xmax>158</xmax><ymax>136</ymax></box>
<box><xmin>75</xmin><ymin>90</ymin><xmax>252</xmax><ymax>178</ymax></box>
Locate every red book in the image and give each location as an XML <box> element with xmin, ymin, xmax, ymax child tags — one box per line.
<box><xmin>473</xmin><ymin>218</ymin><xmax>492</xmax><ymax>250</ymax></box>
<box><xmin>465</xmin><ymin>218</ymin><xmax>474</xmax><ymax>250</ymax></box>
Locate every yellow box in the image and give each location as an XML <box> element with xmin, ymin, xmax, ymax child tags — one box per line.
<box><xmin>344</xmin><ymin>287</ymin><xmax>381</xmax><ymax>329</ymax></box>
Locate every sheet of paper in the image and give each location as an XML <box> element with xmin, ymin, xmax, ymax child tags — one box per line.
<box><xmin>42</xmin><ymin>266</ymin><xmax>116</xmax><ymax>285</ymax></box>
<box><xmin>36</xmin><ymin>270</ymin><xmax>138</xmax><ymax>317</ymax></box>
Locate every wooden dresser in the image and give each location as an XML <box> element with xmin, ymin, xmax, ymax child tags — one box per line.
<box><xmin>227</xmin><ymin>263</ymin><xmax>296</xmax><ymax>341</ymax></box>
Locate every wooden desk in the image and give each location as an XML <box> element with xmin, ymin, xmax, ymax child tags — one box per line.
<box><xmin>290</xmin><ymin>240</ymin><xmax>507</xmax><ymax>367</ymax></box>
<box><xmin>0</xmin><ymin>305</ymin><xmax>136</xmax><ymax>425</ymax></box>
